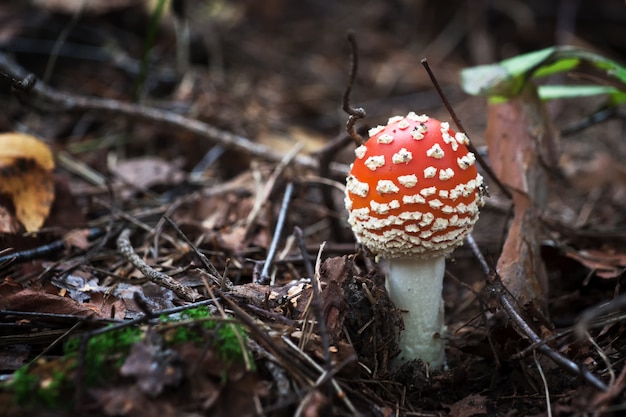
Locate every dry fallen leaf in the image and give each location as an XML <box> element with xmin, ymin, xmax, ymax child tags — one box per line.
<box><xmin>120</xmin><ymin>338</ymin><xmax>183</xmax><ymax>396</ymax></box>
<box><xmin>114</xmin><ymin>156</ymin><xmax>185</xmax><ymax>199</ymax></box>
<box><xmin>566</xmin><ymin>248</ymin><xmax>626</xmax><ymax>279</ymax></box>
<box><xmin>444</xmin><ymin>393</ymin><xmax>489</xmax><ymax>417</ymax></box>
<box><xmin>0</xmin><ymin>133</ymin><xmax>55</xmax><ymax>233</ymax></box>
<box><xmin>0</xmin><ymin>278</ymin><xmax>112</xmax><ymax>318</ymax></box>
<box><xmin>63</xmin><ymin>228</ymin><xmax>95</xmax><ymax>250</ymax></box>
<box><xmin>485</xmin><ymin>85</ymin><xmax>557</xmax><ymax>311</ymax></box>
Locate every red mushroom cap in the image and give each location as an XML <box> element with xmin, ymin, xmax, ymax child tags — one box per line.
<box><xmin>345</xmin><ymin>112</ymin><xmax>484</xmax><ymax>259</ymax></box>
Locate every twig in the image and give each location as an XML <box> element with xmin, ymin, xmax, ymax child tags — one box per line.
<box><xmin>295</xmin><ymin>228</ymin><xmax>331</xmax><ymax>373</ymax></box>
<box><xmin>117</xmin><ymin>228</ymin><xmax>200</xmax><ymax>301</ymax></box>
<box><xmin>214</xmin><ymin>287</ymin><xmax>289</xmax><ymax>362</ymax></box>
<box><xmin>313</xmin><ymin>133</ymin><xmax>356</xmax><ymax>241</ymax></box>
<box><xmin>534</xmin><ymin>351</ymin><xmax>553</xmax><ymax>417</ymax></box>
<box><xmin>265</xmin><ymin>359</ymin><xmax>292</xmax><ymax>400</ymax></box>
<box><xmin>0</xmin><ymin>310</ymin><xmax>115</xmax><ymax>324</ymax></box>
<box><xmin>576</xmin><ymin>293</ymin><xmax>626</xmax><ymax>338</ymax></box>
<box><xmin>163</xmin><ymin>216</ymin><xmax>223</xmax><ymax>284</ymax></box>
<box><xmin>245</xmin><ymin>142</ymin><xmax>303</xmax><ymax>237</ymax></box>
<box><xmin>585</xmin><ymin>330</ymin><xmax>615</xmax><ymax>386</ymax></box>
<box><xmin>134</xmin><ymin>0</ymin><xmax>167</xmax><ymax>100</ymax></box>
<box><xmin>499</xmin><ymin>293</ymin><xmax>606</xmax><ymax>391</ymax></box>
<box><xmin>38</xmin><ymin>184</ymin><xmax>116</xmax><ymax>284</ymax></box>
<box><xmin>590</xmin><ymin>363</ymin><xmax>626</xmax><ymax>410</ymax></box>
<box><xmin>43</xmin><ymin>1</ymin><xmax>82</xmax><ymax>84</ymax></box>
<box><xmin>29</xmin><ymin>321</ymin><xmax>82</xmax><ymax>365</ymax></box>
<box><xmin>92</xmin><ymin>298</ymin><xmax>218</xmax><ymax>340</ymax></box>
<box><xmin>512</xmin><ymin>312</ymin><xmax>626</xmax><ymax>362</ymax></box>
<box><xmin>465</xmin><ymin>234</ymin><xmax>491</xmax><ymax>276</ymax></box>
<box><xmin>0</xmin><ymin>228</ymin><xmax>105</xmax><ymax>265</ymax></box>
<box><xmin>1</xmin><ymin>69</ymin><xmax>36</xmax><ymax>92</ymax></box>
<box><xmin>0</xmin><ymin>51</ymin><xmax>349</xmax><ymax>176</ymax></box>
<box><xmin>421</xmin><ymin>58</ymin><xmax>512</xmax><ymax>199</ymax></box>
<box><xmin>74</xmin><ymin>332</ymin><xmax>89</xmax><ymax>412</ymax></box>
<box><xmin>259</xmin><ymin>182</ymin><xmax>295</xmax><ymax>284</ymax></box>
<box><xmin>294</xmin><ymin>226</ymin><xmax>315</xmax><ymax>279</ymax></box>
<box><xmin>282</xmin><ymin>335</ymin><xmax>359</xmax><ymax>415</ymax></box>
<box><xmin>465</xmin><ymin>235</ymin><xmax>608</xmax><ymax>391</ymax></box>
<box><xmin>342</xmin><ymin>33</ymin><xmax>367</xmax><ymax>146</ymax></box>
<box><xmin>198</xmin><ymin>271</ymin><xmax>253</xmax><ymax>372</ymax></box>
<box><xmin>56</xmin><ymin>151</ymin><xmax>107</xmax><ymax>186</ymax></box>
<box><xmin>561</xmin><ymin>106</ymin><xmax>620</xmax><ymax>136</ymax></box>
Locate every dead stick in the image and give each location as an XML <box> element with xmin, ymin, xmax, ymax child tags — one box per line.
<box><xmin>163</xmin><ymin>216</ymin><xmax>222</xmax><ymax>282</ymax></box>
<box><xmin>244</xmin><ymin>143</ymin><xmax>302</xmax><ymax>238</ymax></box>
<box><xmin>282</xmin><ymin>335</ymin><xmax>358</xmax><ymax>415</ymax></box>
<box><xmin>499</xmin><ymin>292</ymin><xmax>606</xmax><ymax>391</ymax></box>
<box><xmin>342</xmin><ymin>32</ymin><xmax>367</xmax><ymax>146</ymax></box>
<box><xmin>215</xmin><ymin>287</ymin><xmax>291</xmax><ymax>364</ymax></box>
<box><xmin>465</xmin><ymin>235</ymin><xmax>607</xmax><ymax>391</ymax></box>
<box><xmin>421</xmin><ymin>58</ymin><xmax>512</xmax><ymax>199</ymax></box>
<box><xmin>259</xmin><ymin>182</ymin><xmax>295</xmax><ymax>284</ymax></box>
<box><xmin>117</xmin><ymin>228</ymin><xmax>200</xmax><ymax>301</ymax></box>
<box><xmin>294</xmin><ymin>228</ymin><xmax>331</xmax><ymax>372</ymax></box>
<box><xmin>0</xmin><ymin>52</ymin><xmax>349</xmax><ymax>176</ymax></box>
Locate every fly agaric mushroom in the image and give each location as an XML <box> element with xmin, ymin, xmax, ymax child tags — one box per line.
<box><xmin>345</xmin><ymin>112</ymin><xmax>484</xmax><ymax>368</ymax></box>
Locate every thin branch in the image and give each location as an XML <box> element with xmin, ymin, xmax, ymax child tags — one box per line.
<box><xmin>244</xmin><ymin>143</ymin><xmax>302</xmax><ymax>237</ymax></box>
<box><xmin>294</xmin><ymin>228</ymin><xmax>331</xmax><ymax>373</ymax></box>
<box><xmin>1</xmin><ymin>64</ymin><xmax>37</xmax><ymax>93</ymax></box>
<box><xmin>421</xmin><ymin>58</ymin><xmax>512</xmax><ymax>199</ymax></box>
<box><xmin>465</xmin><ymin>235</ymin><xmax>608</xmax><ymax>391</ymax></box>
<box><xmin>259</xmin><ymin>182</ymin><xmax>295</xmax><ymax>284</ymax></box>
<box><xmin>0</xmin><ymin>52</ymin><xmax>349</xmax><ymax>176</ymax></box>
<box><xmin>577</xmin><ymin>292</ymin><xmax>626</xmax><ymax>338</ymax></box>
<box><xmin>294</xmin><ymin>227</ymin><xmax>315</xmax><ymax>279</ymax></box>
<box><xmin>282</xmin><ymin>335</ymin><xmax>359</xmax><ymax>415</ymax></box>
<box><xmin>465</xmin><ymin>233</ymin><xmax>491</xmax><ymax>276</ymax></box>
<box><xmin>498</xmin><ymin>293</ymin><xmax>606</xmax><ymax>391</ymax></box>
<box><xmin>342</xmin><ymin>32</ymin><xmax>367</xmax><ymax>146</ymax></box>
<box><xmin>214</xmin><ymin>287</ymin><xmax>290</xmax><ymax>363</ymax></box>
<box><xmin>534</xmin><ymin>351</ymin><xmax>553</xmax><ymax>417</ymax></box>
<box><xmin>561</xmin><ymin>106</ymin><xmax>618</xmax><ymax>136</ymax></box>
<box><xmin>117</xmin><ymin>228</ymin><xmax>200</xmax><ymax>301</ymax></box>
<box><xmin>0</xmin><ymin>228</ymin><xmax>104</xmax><ymax>265</ymax></box>
<box><xmin>163</xmin><ymin>216</ymin><xmax>223</xmax><ymax>282</ymax></box>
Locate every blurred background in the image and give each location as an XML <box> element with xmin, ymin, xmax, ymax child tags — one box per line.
<box><xmin>1</xmin><ymin>0</ymin><xmax>624</xmax><ymax>146</ymax></box>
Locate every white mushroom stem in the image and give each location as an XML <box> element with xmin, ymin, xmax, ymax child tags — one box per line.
<box><xmin>386</xmin><ymin>256</ymin><xmax>446</xmax><ymax>369</ymax></box>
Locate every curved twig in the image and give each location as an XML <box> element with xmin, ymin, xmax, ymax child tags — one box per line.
<box><xmin>117</xmin><ymin>228</ymin><xmax>200</xmax><ymax>302</ymax></box>
<box><xmin>342</xmin><ymin>33</ymin><xmax>367</xmax><ymax>146</ymax></box>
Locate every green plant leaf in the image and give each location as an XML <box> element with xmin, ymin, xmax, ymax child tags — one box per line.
<box><xmin>538</xmin><ymin>85</ymin><xmax>622</xmax><ymax>100</ymax></box>
<box><xmin>461</xmin><ymin>46</ymin><xmax>626</xmax><ymax>102</ymax></box>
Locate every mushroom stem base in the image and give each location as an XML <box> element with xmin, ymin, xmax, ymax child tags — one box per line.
<box><xmin>386</xmin><ymin>256</ymin><xmax>446</xmax><ymax>369</ymax></box>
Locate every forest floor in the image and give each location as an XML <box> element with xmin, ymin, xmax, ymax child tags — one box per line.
<box><xmin>0</xmin><ymin>1</ymin><xmax>626</xmax><ymax>416</ymax></box>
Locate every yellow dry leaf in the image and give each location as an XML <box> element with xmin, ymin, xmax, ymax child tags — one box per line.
<box><xmin>0</xmin><ymin>133</ymin><xmax>55</xmax><ymax>232</ymax></box>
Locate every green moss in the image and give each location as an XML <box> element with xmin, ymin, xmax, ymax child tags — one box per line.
<box><xmin>11</xmin><ymin>366</ymin><xmax>39</xmax><ymax>406</ymax></box>
<box><xmin>160</xmin><ymin>305</ymin><xmax>254</xmax><ymax>368</ymax></box>
<box><xmin>8</xmin><ymin>305</ymin><xmax>254</xmax><ymax>408</ymax></box>
<box><xmin>10</xmin><ymin>362</ymin><xmax>71</xmax><ymax>409</ymax></box>
<box><xmin>64</xmin><ymin>325</ymin><xmax>143</xmax><ymax>383</ymax></box>
<box><xmin>9</xmin><ymin>325</ymin><xmax>142</xmax><ymax>408</ymax></box>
